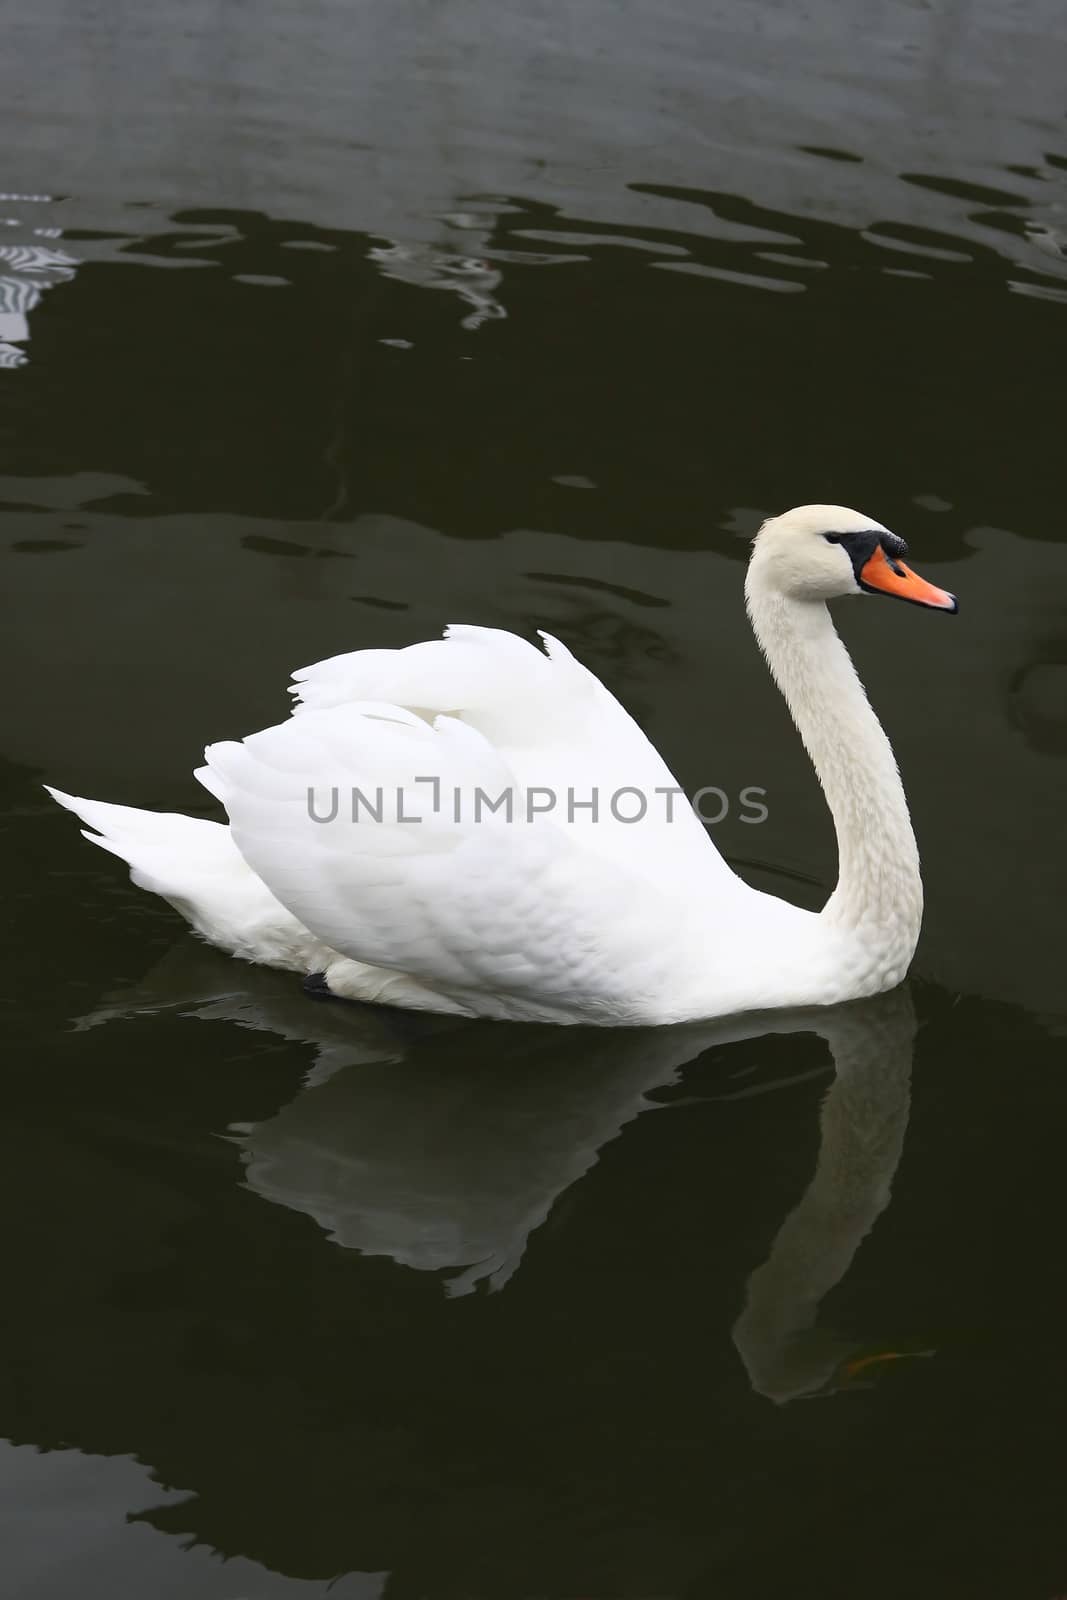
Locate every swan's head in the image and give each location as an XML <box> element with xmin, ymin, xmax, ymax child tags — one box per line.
<box><xmin>747</xmin><ymin>504</ymin><xmax>958</xmax><ymax>612</ymax></box>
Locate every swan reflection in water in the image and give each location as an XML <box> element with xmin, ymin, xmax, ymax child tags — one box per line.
<box><xmin>85</xmin><ymin>949</ymin><xmax>919</xmax><ymax>1390</ymax></box>
<box><xmin>731</xmin><ymin>983</ymin><xmax>922</xmax><ymax>1402</ymax></box>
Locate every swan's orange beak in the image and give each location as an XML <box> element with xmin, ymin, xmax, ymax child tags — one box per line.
<box><xmin>843</xmin><ymin>1349</ymin><xmax>911</xmax><ymax>1380</ymax></box>
<box><xmin>840</xmin><ymin>1346</ymin><xmax>936</xmax><ymax>1385</ymax></box>
<box><xmin>859</xmin><ymin>545</ymin><xmax>958</xmax><ymax>612</ymax></box>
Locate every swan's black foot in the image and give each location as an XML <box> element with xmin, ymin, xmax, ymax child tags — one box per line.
<box><xmin>302</xmin><ymin>970</ymin><xmax>335</xmax><ymax>1000</ymax></box>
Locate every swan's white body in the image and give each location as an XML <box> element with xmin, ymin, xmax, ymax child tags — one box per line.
<box><xmin>48</xmin><ymin>505</ymin><xmax>956</xmax><ymax>1026</ymax></box>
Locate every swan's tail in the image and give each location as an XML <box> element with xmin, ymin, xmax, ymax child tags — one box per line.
<box><xmin>45</xmin><ymin>786</ymin><xmax>333</xmax><ymax>972</ymax></box>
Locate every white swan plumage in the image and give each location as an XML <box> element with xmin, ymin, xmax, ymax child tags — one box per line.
<box><xmin>47</xmin><ymin>505</ymin><xmax>957</xmax><ymax>1026</ymax></box>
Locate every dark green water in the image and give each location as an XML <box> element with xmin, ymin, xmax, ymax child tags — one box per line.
<box><xmin>2</xmin><ymin>3</ymin><xmax>1066</xmax><ymax>1595</ymax></box>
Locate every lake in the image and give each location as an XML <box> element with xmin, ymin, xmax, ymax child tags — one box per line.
<box><xmin>1</xmin><ymin>1</ymin><xmax>1066</xmax><ymax>1595</ymax></box>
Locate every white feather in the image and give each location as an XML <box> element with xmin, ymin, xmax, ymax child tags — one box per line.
<box><xmin>44</xmin><ymin>785</ymin><xmax>335</xmax><ymax>973</ymax></box>
<box><xmin>205</xmin><ymin>698</ymin><xmax>722</xmax><ymax>1025</ymax></box>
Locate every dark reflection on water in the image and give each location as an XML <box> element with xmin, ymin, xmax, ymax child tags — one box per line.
<box><xmin>85</xmin><ymin>946</ymin><xmax>916</xmax><ymax>1322</ymax></box>
<box><xmin>2</xmin><ymin>0</ymin><xmax>1067</xmax><ymax>1594</ymax></box>
<box><xmin>3</xmin><ymin>184</ymin><xmax>1066</xmax><ymax>543</ymax></box>
<box><xmin>3</xmin><ymin>949</ymin><xmax>1065</xmax><ymax>1598</ymax></box>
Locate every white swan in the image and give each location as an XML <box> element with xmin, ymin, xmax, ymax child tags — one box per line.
<box><xmin>48</xmin><ymin>505</ymin><xmax>957</xmax><ymax>1026</ymax></box>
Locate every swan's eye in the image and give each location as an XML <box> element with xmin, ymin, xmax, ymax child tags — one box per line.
<box><xmin>823</xmin><ymin>533</ymin><xmax>846</xmax><ymax>544</ymax></box>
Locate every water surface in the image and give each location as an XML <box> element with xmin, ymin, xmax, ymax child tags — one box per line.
<box><xmin>2</xmin><ymin>2</ymin><xmax>1066</xmax><ymax>1596</ymax></box>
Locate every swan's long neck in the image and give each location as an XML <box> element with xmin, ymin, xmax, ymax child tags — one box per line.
<box><xmin>746</xmin><ymin>583</ymin><xmax>922</xmax><ymax>961</ymax></box>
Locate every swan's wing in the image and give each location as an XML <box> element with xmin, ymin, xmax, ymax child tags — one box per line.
<box><xmin>204</xmin><ymin>704</ymin><xmax>709</xmax><ymax>1024</ymax></box>
<box><xmin>289</xmin><ymin>625</ymin><xmax>741</xmax><ymax>898</ymax></box>
<box><xmin>289</xmin><ymin>624</ymin><xmax>548</xmax><ymax>723</ymax></box>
